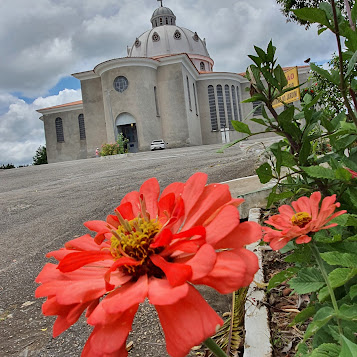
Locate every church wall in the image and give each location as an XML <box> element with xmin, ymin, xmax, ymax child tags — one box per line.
<box><xmin>43</xmin><ymin>108</ymin><xmax>87</xmax><ymax>163</ymax></box>
<box><xmin>181</xmin><ymin>67</ymin><xmax>202</xmax><ymax>145</ymax></box>
<box><xmin>81</xmin><ymin>77</ymin><xmax>107</xmax><ymax>156</ymax></box>
<box><xmin>196</xmin><ymin>78</ymin><xmax>246</xmax><ymax>145</ymax></box>
<box><xmin>100</xmin><ymin>66</ymin><xmax>161</xmax><ymax>150</ymax></box>
<box><xmin>156</xmin><ymin>63</ymin><xmax>190</xmax><ymax>147</ymax></box>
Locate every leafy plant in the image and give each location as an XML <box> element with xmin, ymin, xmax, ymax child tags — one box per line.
<box><xmin>33</xmin><ymin>145</ymin><xmax>47</xmax><ymax>165</ymax></box>
<box><xmin>231</xmin><ymin>1</ymin><xmax>357</xmax><ymax>355</ymax></box>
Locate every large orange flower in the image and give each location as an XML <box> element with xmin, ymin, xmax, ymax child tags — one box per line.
<box><xmin>263</xmin><ymin>192</ymin><xmax>346</xmax><ymax>250</ymax></box>
<box><xmin>35</xmin><ymin>173</ymin><xmax>261</xmax><ymax>357</ymax></box>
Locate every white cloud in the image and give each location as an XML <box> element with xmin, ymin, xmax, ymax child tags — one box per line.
<box><xmin>0</xmin><ymin>89</ymin><xmax>81</xmax><ymax>166</ymax></box>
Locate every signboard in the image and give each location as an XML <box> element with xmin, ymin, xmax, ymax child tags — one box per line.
<box><xmin>272</xmin><ymin>67</ymin><xmax>300</xmax><ymax>108</ymax></box>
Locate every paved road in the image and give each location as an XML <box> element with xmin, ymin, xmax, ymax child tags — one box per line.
<box><xmin>0</xmin><ymin>144</ymin><xmax>256</xmax><ymax>356</ymax></box>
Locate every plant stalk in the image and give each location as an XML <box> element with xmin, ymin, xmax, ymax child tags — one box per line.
<box><xmin>310</xmin><ymin>242</ymin><xmax>343</xmax><ymax>336</ymax></box>
<box><xmin>203</xmin><ymin>338</ymin><xmax>229</xmax><ymax>357</ymax></box>
<box><xmin>331</xmin><ymin>0</ymin><xmax>357</xmax><ymax>126</ymax></box>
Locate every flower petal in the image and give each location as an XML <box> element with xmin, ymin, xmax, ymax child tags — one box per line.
<box><xmin>155</xmin><ymin>285</ymin><xmax>223</xmax><ymax>357</ymax></box>
<box><xmin>185</xmin><ymin>244</ymin><xmax>216</xmax><ymax>280</ymax></box>
<box><xmin>192</xmin><ymin>249</ymin><xmax>259</xmax><ymax>294</ymax></box>
<box><xmin>296</xmin><ymin>235</ymin><xmax>311</xmax><ymax>244</ymax></box>
<box><xmin>215</xmin><ymin>221</ymin><xmax>262</xmax><ymax>249</ymax></box>
<box><xmin>84</xmin><ymin>304</ymin><xmax>138</xmax><ymax>356</ymax></box>
<box><xmin>139</xmin><ymin>177</ymin><xmax>160</xmax><ymax>219</ymax></box>
<box><xmin>148</xmin><ymin>278</ymin><xmax>189</xmax><ymax>305</ymax></box>
<box><xmin>101</xmin><ymin>275</ymin><xmax>148</xmax><ymax>314</ymax></box>
<box><xmin>150</xmin><ymin>254</ymin><xmax>192</xmax><ymax>287</ymax></box>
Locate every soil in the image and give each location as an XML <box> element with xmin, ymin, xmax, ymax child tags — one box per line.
<box><xmin>262</xmin><ymin>250</ymin><xmax>309</xmax><ymax>357</ymax></box>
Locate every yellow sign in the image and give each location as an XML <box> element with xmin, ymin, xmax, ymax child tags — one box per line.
<box><xmin>272</xmin><ymin>67</ymin><xmax>300</xmax><ymax>108</ymax></box>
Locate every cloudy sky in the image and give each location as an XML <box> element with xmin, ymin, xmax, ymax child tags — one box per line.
<box><xmin>0</xmin><ymin>0</ymin><xmax>336</xmax><ymax>166</ymax></box>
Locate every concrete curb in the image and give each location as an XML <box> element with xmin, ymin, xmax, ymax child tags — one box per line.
<box><xmin>243</xmin><ymin>208</ymin><xmax>272</xmax><ymax>357</ymax></box>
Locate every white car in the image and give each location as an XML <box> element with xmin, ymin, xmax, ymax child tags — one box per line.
<box><xmin>150</xmin><ymin>140</ymin><xmax>166</xmax><ymax>151</ymax></box>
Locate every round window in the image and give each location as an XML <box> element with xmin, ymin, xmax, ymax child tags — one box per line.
<box><xmin>174</xmin><ymin>30</ymin><xmax>181</xmax><ymax>40</ymax></box>
<box><xmin>113</xmin><ymin>76</ymin><xmax>129</xmax><ymax>93</ymax></box>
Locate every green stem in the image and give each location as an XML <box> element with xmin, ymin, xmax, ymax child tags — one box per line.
<box><xmin>310</xmin><ymin>242</ymin><xmax>343</xmax><ymax>336</ymax></box>
<box><xmin>203</xmin><ymin>338</ymin><xmax>229</xmax><ymax>357</ymax></box>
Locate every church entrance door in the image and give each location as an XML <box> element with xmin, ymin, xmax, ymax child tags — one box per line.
<box><xmin>115</xmin><ymin>113</ymin><xmax>138</xmax><ymax>153</ymax></box>
<box><xmin>118</xmin><ymin>124</ymin><xmax>138</xmax><ymax>153</ymax></box>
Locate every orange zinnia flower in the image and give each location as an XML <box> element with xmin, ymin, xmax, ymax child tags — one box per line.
<box><xmin>263</xmin><ymin>192</ymin><xmax>346</xmax><ymax>250</ymax></box>
<box><xmin>35</xmin><ymin>173</ymin><xmax>261</xmax><ymax>357</ymax></box>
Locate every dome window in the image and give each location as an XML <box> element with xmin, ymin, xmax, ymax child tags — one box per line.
<box><xmin>200</xmin><ymin>62</ymin><xmax>205</xmax><ymax>71</ymax></box>
<box><xmin>152</xmin><ymin>32</ymin><xmax>160</xmax><ymax>42</ymax></box>
<box><xmin>193</xmin><ymin>32</ymin><xmax>199</xmax><ymax>42</ymax></box>
<box><xmin>166</xmin><ymin>17</ymin><xmax>168</xmax><ymax>24</ymax></box>
<box><xmin>159</xmin><ymin>17</ymin><xmax>163</xmax><ymax>25</ymax></box>
<box><xmin>173</xmin><ymin>30</ymin><xmax>181</xmax><ymax>40</ymax></box>
<box><xmin>134</xmin><ymin>38</ymin><xmax>141</xmax><ymax>48</ymax></box>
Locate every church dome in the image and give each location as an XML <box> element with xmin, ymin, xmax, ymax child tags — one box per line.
<box><xmin>128</xmin><ymin>25</ymin><xmax>210</xmax><ymax>59</ymax></box>
<box><xmin>151</xmin><ymin>6</ymin><xmax>176</xmax><ymax>27</ymax></box>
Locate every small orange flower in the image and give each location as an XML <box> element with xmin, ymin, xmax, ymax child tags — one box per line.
<box><xmin>263</xmin><ymin>192</ymin><xmax>346</xmax><ymax>250</ymax></box>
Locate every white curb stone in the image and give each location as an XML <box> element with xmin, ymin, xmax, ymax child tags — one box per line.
<box><xmin>243</xmin><ymin>208</ymin><xmax>272</xmax><ymax>357</ymax></box>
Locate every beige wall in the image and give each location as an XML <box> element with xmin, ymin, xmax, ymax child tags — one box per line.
<box><xmin>100</xmin><ymin>66</ymin><xmax>161</xmax><ymax>150</ymax></box>
<box><xmin>43</xmin><ymin>109</ymin><xmax>87</xmax><ymax>163</ymax></box>
<box><xmin>157</xmin><ymin>63</ymin><xmax>190</xmax><ymax>147</ymax></box>
<box><xmin>81</xmin><ymin>77</ymin><xmax>107</xmax><ymax>156</ymax></box>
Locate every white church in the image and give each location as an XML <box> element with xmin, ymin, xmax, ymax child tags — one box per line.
<box><xmin>37</xmin><ymin>2</ymin><xmax>309</xmax><ymax>163</ymax></box>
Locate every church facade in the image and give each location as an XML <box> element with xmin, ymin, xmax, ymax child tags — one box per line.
<box><xmin>37</xmin><ymin>5</ymin><xmax>309</xmax><ymax>163</ymax></box>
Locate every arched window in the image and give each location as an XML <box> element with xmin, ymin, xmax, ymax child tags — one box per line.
<box><xmin>78</xmin><ymin>114</ymin><xmax>86</xmax><ymax>140</ymax></box>
<box><xmin>236</xmin><ymin>86</ymin><xmax>242</xmax><ymax>120</ymax></box>
<box><xmin>208</xmin><ymin>85</ymin><xmax>218</xmax><ymax>131</ymax></box>
<box><xmin>154</xmin><ymin>86</ymin><xmax>159</xmax><ymax>116</ymax></box>
<box><xmin>166</xmin><ymin>17</ymin><xmax>168</xmax><ymax>24</ymax></box>
<box><xmin>232</xmin><ymin>86</ymin><xmax>239</xmax><ymax>121</ymax></box>
<box><xmin>55</xmin><ymin>117</ymin><xmax>64</xmax><ymax>142</ymax></box>
<box><xmin>225</xmin><ymin>85</ymin><xmax>233</xmax><ymax>129</ymax></box>
<box><xmin>171</xmin><ymin>18</ymin><xmax>173</xmax><ymax>24</ymax></box>
<box><xmin>186</xmin><ymin>76</ymin><xmax>192</xmax><ymax>111</ymax></box>
<box><xmin>216</xmin><ymin>85</ymin><xmax>226</xmax><ymax>129</ymax></box>
<box><xmin>200</xmin><ymin>62</ymin><xmax>205</xmax><ymax>71</ymax></box>
<box><xmin>159</xmin><ymin>17</ymin><xmax>163</xmax><ymax>25</ymax></box>
<box><xmin>193</xmin><ymin>83</ymin><xmax>198</xmax><ymax>116</ymax></box>
<box><xmin>253</xmin><ymin>101</ymin><xmax>263</xmax><ymax>116</ymax></box>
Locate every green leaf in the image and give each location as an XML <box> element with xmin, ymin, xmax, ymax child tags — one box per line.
<box><xmin>331</xmin><ymin>214</ymin><xmax>357</xmax><ymax>227</ymax></box>
<box><xmin>267</xmin><ymin>267</ymin><xmax>298</xmax><ymax>292</ymax></box>
<box><xmin>310</xmin><ymin>63</ymin><xmax>339</xmax><ymax>85</ymax></box>
<box><xmin>338</xmin><ymin>304</ymin><xmax>357</xmax><ymax>321</ymax></box>
<box><xmin>320</xmin><ymin>252</ymin><xmax>357</xmax><ymax>268</ymax></box>
<box><xmin>256</xmin><ymin>162</ymin><xmax>273</xmax><ymax>184</ymax></box>
<box><xmin>309</xmin><ymin>343</ymin><xmax>340</xmax><ymax>357</ymax></box>
<box><xmin>254</xmin><ymin>45</ymin><xmax>267</xmax><ymax>62</ymax></box>
<box><xmin>293</xmin><ymin>8</ymin><xmax>331</xmax><ymax>28</ymax></box>
<box><xmin>274</xmin><ymin>64</ymin><xmax>288</xmax><ymax>89</ymax></box>
<box><xmin>334</xmin><ymin>168</ymin><xmax>353</xmax><ymax>181</ymax></box>
<box><xmin>340</xmin><ymin>336</ymin><xmax>357</xmax><ymax>357</ymax></box>
<box><xmin>350</xmin><ymin>285</ymin><xmax>357</xmax><ymax>299</ymax></box>
<box><xmin>266</xmin><ymin>190</ymin><xmax>294</xmax><ymax>208</ymax></box>
<box><xmin>266</xmin><ymin>40</ymin><xmax>275</xmax><ymax>63</ymax></box>
<box><xmin>352</xmin><ymin>2</ymin><xmax>357</xmax><ymax>24</ymax></box>
<box><xmin>231</xmin><ymin>120</ymin><xmax>252</xmax><ymax>135</ymax></box>
<box><xmin>292</xmin><ymin>305</ymin><xmax>316</xmax><ymax>325</ymax></box>
<box><xmin>303</xmin><ymin>306</ymin><xmax>335</xmax><ymax>340</ymax></box>
<box><xmin>250</xmin><ymin>118</ymin><xmax>267</xmax><ymax>126</ymax></box>
<box><xmin>299</xmin><ymin>140</ymin><xmax>311</xmax><ymax>165</ymax></box>
<box><xmin>289</xmin><ymin>267</ymin><xmax>325</xmax><ymax>294</ymax></box>
<box><xmin>314</xmin><ymin>229</ymin><xmax>342</xmax><ymax>244</ymax></box>
<box><xmin>248</xmin><ymin>54</ymin><xmax>262</xmax><ymax>66</ymax></box>
<box><xmin>328</xmin><ymin>268</ymin><xmax>357</xmax><ymax>289</ymax></box>
<box><xmin>346</xmin><ymin>50</ymin><xmax>357</xmax><ymax>78</ymax></box>
<box><xmin>302</xmin><ymin>166</ymin><xmax>335</xmax><ymax>180</ymax></box>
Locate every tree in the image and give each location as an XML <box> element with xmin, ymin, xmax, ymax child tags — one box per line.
<box><xmin>0</xmin><ymin>163</ymin><xmax>15</xmax><ymax>169</ymax></box>
<box><xmin>275</xmin><ymin>0</ymin><xmax>352</xmax><ymax>27</ymax></box>
<box><xmin>33</xmin><ymin>145</ymin><xmax>48</xmax><ymax>165</ymax></box>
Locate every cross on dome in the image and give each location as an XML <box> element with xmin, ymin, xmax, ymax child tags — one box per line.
<box><xmin>157</xmin><ymin>0</ymin><xmax>163</xmax><ymax>7</ymax></box>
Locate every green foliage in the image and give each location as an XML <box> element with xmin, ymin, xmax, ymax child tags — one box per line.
<box><xmin>239</xmin><ymin>1</ymin><xmax>357</xmax><ymax>354</ymax></box>
<box><xmin>32</xmin><ymin>145</ymin><xmax>47</xmax><ymax>165</ymax></box>
<box><xmin>100</xmin><ymin>133</ymin><xmax>129</xmax><ymax>156</ymax></box>
<box><xmin>0</xmin><ymin>163</ymin><xmax>15</xmax><ymax>169</ymax></box>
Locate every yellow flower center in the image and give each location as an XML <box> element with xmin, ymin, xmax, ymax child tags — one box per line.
<box><xmin>110</xmin><ymin>216</ymin><xmax>164</xmax><ymax>278</ymax></box>
<box><xmin>291</xmin><ymin>212</ymin><xmax>312</xmax><ymax>228</ymax></box>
